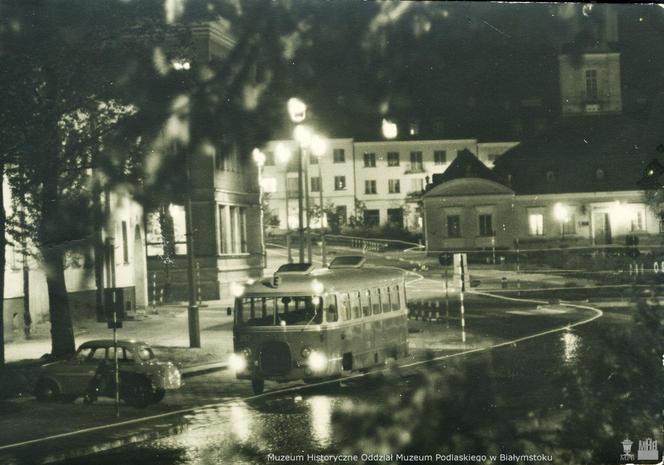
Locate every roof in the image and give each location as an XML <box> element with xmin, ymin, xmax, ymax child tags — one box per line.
<box><xmin>492</xmin><ymin>114</ymin><xmax>655</xmax><ymax>195</ymax></box>
<box><xmin>79</xmin><ymin>340</ymin><xmax>147</xmax><ymax>349</ymax></box>
<box><xmin>426</xmin><ymin>149</ymin><xmax>505</xmax><ymax>191</ymax></box>
<box><xmin>242</xmin><ymin>265</ymin><xmax>405</xmax><ymax>297</ymax></box>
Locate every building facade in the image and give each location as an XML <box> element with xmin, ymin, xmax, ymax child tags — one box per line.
<box><xmin>422</xmin><ymin>7</ymin><xmax>661</xmax><ymax>253</ymax></box>
<box><xmin>146</xmin><ymin>20</ymin><xmax>264</xmax><ymax>301</ymax></box>
<box><xmin>260</xmin><ymin>138</ymin><xmax>518</xmax><ymax>232</ymax></box>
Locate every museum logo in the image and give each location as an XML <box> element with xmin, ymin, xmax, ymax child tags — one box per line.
<box><xmin>619</xmin><ymin>437</ymin><xmax>662</xmax><ymax>463</ymax></box>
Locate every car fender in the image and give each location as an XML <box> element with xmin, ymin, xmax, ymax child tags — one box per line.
<box><xmin>37</xmin><ymin>375</ymin><xmax>65</xmax><ymax>395</ymax></box>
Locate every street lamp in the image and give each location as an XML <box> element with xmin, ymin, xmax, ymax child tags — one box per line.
<box><xmin>287</xmin><ymin>99</ymin><xmax>309</xmax><ymax>264</ymax></box>
<box><xmin>275</xmin><ymin>143</ymin><xmax>293</xmax><ymax>263</ymax></box>
<box><xmin>382</xmin><ymin>118</ymin><xmax>398</xmax><ymax>140</ymax></box>
<box><xmin>294</xmin><ymin>124</ymin><xmax>314</xmax><ymax>263</ymax></box>
<box><xmin>553</xmin><ymin>202</ymin><xmax>569</xmax><ymax>238</ymax></box>
<box><xmin>252</xmin><ymin>148</ymin><xmax>267</xmax><ymax>270</ymax></box>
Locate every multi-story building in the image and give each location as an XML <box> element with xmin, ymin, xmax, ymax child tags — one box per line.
<box><xmin>260</xmin><ymin>138</ymin><xmax>518</xmax><ymax>231</ymax></box>
<box><xmin>422</xmin><ymin>6</ymin><xmax>661</xmax><ymax>252</ymax></box>
<box><xmin>146</xmin><ymin>20</ymin><xmax>264</xmax><ymax>301</ymax></box>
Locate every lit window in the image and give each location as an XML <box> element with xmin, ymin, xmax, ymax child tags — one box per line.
<box><xmin>363</xmin><ymin>152</ymin><xmax>376</xmax><ymax>167</ymax></box>
<box><xmin>528</xmin><ymin>212</ymin><xmax>544</xmax><ymax>236</ymax></box>
<box><xmin>311</xmin><ymin>177</ymin><xmax>321</xmax><ymax>192</ymax></box>
<box><xmin>261</xmin><ymin>177</ymin><xmax>277</xmax><ymax>193</ymax></box>
<box><xmin>334</xmin><ymin>176</ymin><xmax>346</xmax><ymax>191</ymax></box>
<box><xmin>410</xmin><ymin>152</ymin><xmax>423</xmax><ymax>172</ymax></box>
<box><xmin>365</xmin><ymin>180</ymin><xmax>377</xmax><ymax>194</ymax></box>
<box><xmin>388</xmin><ymin>179</ymin><xmax>400</xmax><ymax>193</ymax></box>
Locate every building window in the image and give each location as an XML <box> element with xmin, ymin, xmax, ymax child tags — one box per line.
<box><xmin>409</xmin><ymin>121</ymin><xmax>419</xmax><ymax>136</ymax></box>
<box><xmin>387</xmin><ymin>152</ymin><xmax>400</xmax><ymax>166</ymax></box>
<box><xmin>365</xmin><ymin>180</ymin><xmax>377</xmax><ymax>194</ymax></box>
<box><xmin>562</xmin><ymin>215</ymin><xmax>576</xmax><ymax>236</ymax></box>
<box><xmin>479</xmin><ymin>214</ymin><xmax>493</xmax><ymax>237</ymax></box>
<box><xmin>585</xmin><ymin>69</ymin><xmax>598</xmax><ymax>100</ymax></box>
<box><xmin>264</xmin><ymin>151</ymin><xmax>275</xmax><ymax>166</ymax></box>
<box><xmin>630</xmin><ymin>206</ymin><xmax>646</xmax><ymax>232</ymax></box>
<box><xmin>528</xmin><ymin>212</ymin><xmax>544</xmax><ymax>236</ymax></box>
<box><xmin>309</xmin><ymin>153</ymin><xmax>318</xmax><ymax>165</ymax></box>
<box><xmin>224</xmin><ymin>206</ymin><xmax>248</xmax><ymax>254</ymax></box>
<box><xmin>595</xmin><ymin>168</ymin><xmax>605</xmax><ymax>180</ymax></box>
<box><xmin>446</xmin><ymin>215</ymin><xmax>461</xmax><ymax>238</ymax></box>
<box><xmin>409</xmin><ymin>178</ymin><xmax>424</xmax><ymax>193</ymax></box>
<box><xmin>261</xmin><ymin>177</ymin><xmax>277</xmax><ymax>193</ymax></box>
<box><xmin>333</xmin><ymin>148</ymin><xmax>345</xmax><ymax>163</ymax></box>
<box><xmin>336</xmin><ymin>205</ymin><xmax>347</xmax><ymax>225</ymax></box>
<box><xmin>121</xmin><ymin>221</ymin><xmax>129</xmax><ymax>264</ymax></box>
<box><xmin>286</xmin><ymin>177</ymin><xmax>299</xmax><ymax>198</ymax></box>
<box><xmin>364</xmin><ymin>209</ymin><xmax>380</xmax><ymax>227</ymax></box>
<box><xmin>409</xmin><ymin>151</ymin><xmax>423</xmax><ymax>172</ymax></box>
<box><xmin>434</xmin><ymin>150</ymin><xmax>447</xmax><ymax>165</ymax></box>
<box><xmin>311</xmin><ymin>176</ymin><xmax>321</xmax><ymax>192</ymax></box>
<box><xmin>363</xmin><ymin>152</ymin><xmax>376</xmax><ymax>167</ymax></box>
<box><xmin>387</xmin><ymin>208</ymin><xmax>404</xmax><ymax>228</ymax></box>
<box><xmin>388</xmin><ymin>179</ymin><xmax>400</xmax><ymax>193</ymax></box>
<box><xmin>334</xmin><ymin>176</ymin><xmax>346</xmax><ymax>190</ymax></box>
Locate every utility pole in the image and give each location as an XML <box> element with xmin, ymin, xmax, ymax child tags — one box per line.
<box><xmin>185</xmin><ymin>147</ymin><xmax>200</xmax><ymax>348</ymax></box>
<box><xmin>305</xmin><ymin>150</ymin><xmax>312</xmax><ymax>263</ymax></box>
<box><xmin>297</xmin><ymin>144</ymin><xmax>305</xmax><ymax>263</ymax></box>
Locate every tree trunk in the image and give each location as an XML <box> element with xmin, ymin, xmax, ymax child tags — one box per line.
<box><xmin>39</xmin><ymin>153</ymin><xmax>75</xmax><ymax>357</ymax></box>
<box><xmin>0</xmin><ymin>164</ymin><xmax>6</xmax><ymax>365</ymax></box>
<box><xmin>41</xmin><ymin>245</ymin><xmax>75</xmax><ymax>357</ymax></box>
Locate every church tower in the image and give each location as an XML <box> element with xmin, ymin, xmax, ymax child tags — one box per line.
<box><xmin>558</xmin><ymin>5</ymin><xmax>622</xmax><ymax>116</ymax></box>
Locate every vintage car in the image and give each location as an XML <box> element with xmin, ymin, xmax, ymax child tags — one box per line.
<box><xmin>34</xmin><ymin>339</ymin><xmax>182</xmax><ymax>408</ymax></box>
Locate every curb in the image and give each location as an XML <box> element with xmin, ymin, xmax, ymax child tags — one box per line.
<box><xmin>180</xmin><ymin>360</ymin><xmax>228</xmax><ymax>378</ymax></box>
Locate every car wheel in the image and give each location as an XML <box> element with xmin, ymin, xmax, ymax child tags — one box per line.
<box><xmin>251</xmin><ymin>378</ymin><xmax>264</xmax><ymax>395</ymax></box>
<box><xmin>152</xmin><ymin>388</ymin><xmax>166</xmax><ymax>404</ymax></box>
<box><xmin>123</xmin><ymin>378</ymin><xmax>152</xmax><ymax>409</ymax></box>
<box><xmin>35</xmin><ymin>379</ymin><xmax>60</xmax><ymax>402</ymax></box>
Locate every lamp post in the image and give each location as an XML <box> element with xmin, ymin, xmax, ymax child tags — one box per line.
<box><xmin>294</xmin><ymin>124</ymin><xmax>314</xmax><ymax>263</ymax></box>
<box><xmin>275</xmin><ymin>143</ymin><xmax>293</xmax><ymax>263</ymax></box>
<box><xmin>288</xmin><ymin>98</ymin><xmax>307</xmax><ymax>263</ymax></box>
<box><xmin>310</xmin><ymin>134</ymin><xmax>329</xmax><ymax>266</ymax></box>
<box><xmin>252</xmin><ymin>149</ymin><xmax>267</xmax><ymax>270</ymax></box>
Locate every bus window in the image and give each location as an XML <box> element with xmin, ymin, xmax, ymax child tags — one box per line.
<box><xmin>340</xmin><ymin>293</ymin><xmax>351</xmax><ymax>321</ymax></box>
<box><xmin>350</xmin><ymin>291</ymin><xmax>361</xmax><ymax>319</ymax></box>
<box><xmin>238</xmin><ymin>298</ymin><xmax>274</xmax><ymax>326</ymax></box>
<box><xmin>275</xmin><ymin>296</ymin><xmax>323</xmax><ymax>326</ymax></box>
<box><xmin>326</xmin><ymin>295</ymin><xmax>339</xmax><ymax>323</ymax></box>
<box><xmin>361</xmin><ymin>290</ymin><xmax>371</xmax><ymax>317</ymax></box>
<box><xmin>371</xmin><ymin>288</ymin><xmax>381</xmax><ymax>314</ymax></box>
<box><xmin>392</xmin><ymin>285</ymin><xmax>401</xmax><ymax>311</ymax></box>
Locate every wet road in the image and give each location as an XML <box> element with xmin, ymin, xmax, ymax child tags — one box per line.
<box><xmin>52</xmin><ymin>299</ymin><xmax>652</xmax><ymax>465</ymax></box>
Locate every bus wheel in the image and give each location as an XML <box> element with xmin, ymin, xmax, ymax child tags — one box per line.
<box><xmin>251</xmin><ymin>378</ymin><xmax>265</xmax><ymax>395</ymax></box>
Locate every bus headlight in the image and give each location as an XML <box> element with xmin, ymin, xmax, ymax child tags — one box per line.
<box><xmin>229</xmin><ymin>353</ymin><xmax>247</xmax><ymax>373</ymax></box>
<box><xmin>301</xmin><ymin>347</ymin><xmax>312</xmax><ymax>358</ymax></box>
<box><xmin>307</xmin><ymin>351</ymin><xmax>327</xmax><ymax>372</ymax></box>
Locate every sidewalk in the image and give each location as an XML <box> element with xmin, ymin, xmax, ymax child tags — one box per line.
<box><xmin>4</xmin><ymin>301</ymin><xmax>235</xmax><ymax>364</ymax></box>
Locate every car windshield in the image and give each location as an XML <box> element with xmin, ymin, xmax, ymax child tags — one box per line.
<box><xmin>236</xmin><ymin>296</ymin><xmax>324</xmax><ymax>326</ymax></box>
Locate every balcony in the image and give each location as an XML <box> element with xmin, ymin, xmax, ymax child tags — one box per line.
<box><xmin>404</xmin><ymin>163</ymin><xmax>425</xmax><ymax>174</ymax></box>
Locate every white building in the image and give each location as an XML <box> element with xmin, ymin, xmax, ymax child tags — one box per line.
<box><xmin>260</xmin><ymin>138</ymin><xmax>518</xmax><ymax>231</ymax></box>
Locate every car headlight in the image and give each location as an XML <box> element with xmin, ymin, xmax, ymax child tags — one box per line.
<box><xmin>229</xmin><ymin>353</ymin><xmax>247</xmax><ymax>373</ymax></box>
<box><xmin>307</xmin><ymin>351</ymin><xmax>327</xmax><ymax>372</ymax></box>
<box><xmin>301</xmin><ymin>347</ymin><xmax>312</xmax><ymax>358</ymax></box>
<box><xmin>242</xmin><ymin>347</ymin><xmax>252</xmax><ymax>358</ymax></box>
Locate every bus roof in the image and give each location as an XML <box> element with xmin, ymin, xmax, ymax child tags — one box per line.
<box><xmin>241</xmin><ymin>265</ymin><xmax>406</xmax><ymax>297</ymax></box>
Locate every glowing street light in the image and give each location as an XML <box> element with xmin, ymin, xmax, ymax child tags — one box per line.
<box><xmin>382</xmin><ymin>118</ymin><xmax>398</xmax><ymax>139</ymax></box>
<box><xmin>287</xmin><ymin>97</ymin><xmax>307</xmax><ymax>123</ymax></box>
